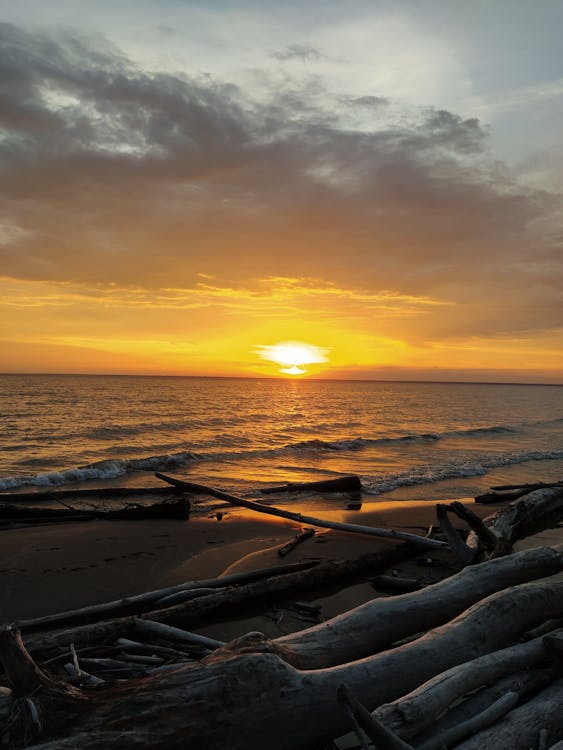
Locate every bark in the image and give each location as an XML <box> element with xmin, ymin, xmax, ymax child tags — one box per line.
<box><xmin>14</xmin><ymin>580</ymin><xmax>563</xmax><ymax>750</ymax></box>
<box><xmin>409</xmin><ymin>667</ymin><xmax>556</xmax><ymax>745</ymax></box>
<box><xmin>258</xmin><ymin>475</ymin><xmax>362</xmax><ymax>494</ymax></box>
<box><xmin>467</xmin><ymin>486</ymin><xmax>563</xmax><ymax>557</ymax></box>
<box><xmin>375</xmin><ymin>632</ymin><xmax>558</xmax><ymax>738</ymax></box>
<box><xmin>491</xmin><ymin>481</ymin><xmax>563</xmax><ymax>492</ymax></box>
<box><xmin>277</xmin><ymin>528</ymin><xmax>315</xmax><ymax>557</ymax></box>
<box><xmin>145</xmin><ymin>545</ymin><xmax>415</xmax><ymax>631</ymax></box>
<box><xmin>435</xmin><ymin>503</ymin><xmax>474</xmax><ymax>565</ymax></box>
<box><xmin>17</xmin><ymin>560</ymin><xmax>319</xmax><ymax>634</ymax></box>
<box><xmin>155</xmin><ymin>473</ymin><xmax>447</xmax><ymax>549</ymax></box>
<box><xmin>453</xmin><ymin>679</ymin><xmax>563</xmax><ymax>750</ymax></box>
<box><xmin>0</xmin><ymin>487</ymin><xmax>186</xmax><ymax>503</ymax></box>
<box><xmin>418</xmin><ymin>691</ymin><xmax>519</xmax><ymax>750</ymax></box>
<box><xmin>274</xmin><ymin>545</ymin><xmax>563</xmax><ymax>668</ymax></box>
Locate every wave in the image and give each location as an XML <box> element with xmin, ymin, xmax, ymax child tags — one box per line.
<box><xmin>361</xmin><ymin>448</ymin><xmax>563</xmax><ymax>495</ymax></box>
<box><xmin>0</xmin><ymin>451</ymin><xmax>198</xmax><ymax>491</ymax></box>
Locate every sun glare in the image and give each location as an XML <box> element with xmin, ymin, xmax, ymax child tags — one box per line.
<box><xmin>255</xmin><ymin>341</ymin><xmax>330</xmax><ymax>376</ymax></box>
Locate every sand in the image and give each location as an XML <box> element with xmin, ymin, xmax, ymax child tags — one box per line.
<box><xmin>0</xmin><ymin>499</ymin><xmax>495</xmax><ymax>630</ymax></box>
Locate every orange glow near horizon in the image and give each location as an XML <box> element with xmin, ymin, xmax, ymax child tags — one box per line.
<box><xmin>1</xmin><ymin>275</ymin><xmax>563</xmax><ymax>382</ymax></box>
<box><xmin>255</xmin><ymin>341</ymin><xmax>331</xmax><ymax>376</ymax></box>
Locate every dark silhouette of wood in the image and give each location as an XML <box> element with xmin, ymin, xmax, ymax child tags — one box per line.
<box><xmin>259</xmin><ymin>475</ymin><xmax>362</xmax><ymax>494</ymax></box>
<box><xmin>5</xmin><ymin>580</ymin><xmax>563</xmax><ymax>750</ymax></box>
<box><xmin>155</xmin><ymin>473</ymin><xmax>446</xmax><ymax>549</ymax></box>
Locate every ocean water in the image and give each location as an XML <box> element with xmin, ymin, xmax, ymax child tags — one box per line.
<box><xmin>1</xmin><ymin>375</ymin><xmax>562</xmax><ymax>509</ymax></box>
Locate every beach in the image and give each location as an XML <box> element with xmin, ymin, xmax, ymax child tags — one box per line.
<box><xmin>0</xmin><ymin>498</ymin><xmax>492</xmax><ymax>638</ymax></box>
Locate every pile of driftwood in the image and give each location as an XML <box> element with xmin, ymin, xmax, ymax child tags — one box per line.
<box><xmin>0</xmin><ymin>478</ymin><xmax>562</xmax><ymax>749</ymax></box>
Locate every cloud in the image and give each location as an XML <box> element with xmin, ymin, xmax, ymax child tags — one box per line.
<box><xmin>0</xmin><ymin>21</ymin><xmax>561</xmax><ymax>350</ymax></box>
<box><xmin>270</xmin><ymin>43</ymin><xmax>324</xmax><ymax>62</ymax></box>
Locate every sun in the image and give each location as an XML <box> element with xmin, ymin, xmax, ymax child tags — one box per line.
<box><xmin>255</xmin><ymin>341</ymin><xmax>330</xmax><ymax>376</ymax></box>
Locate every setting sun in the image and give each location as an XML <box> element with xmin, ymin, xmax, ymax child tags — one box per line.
<box><xmin>255</xmin><ymin>341</ymin><xmax>330</xmax><ymax>376</ymax></box>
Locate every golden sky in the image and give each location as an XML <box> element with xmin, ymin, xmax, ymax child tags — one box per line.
<box><xmin>1</xmin><ymin>3</ymin><xmax>562</xmax><ymax>382</ymax></box>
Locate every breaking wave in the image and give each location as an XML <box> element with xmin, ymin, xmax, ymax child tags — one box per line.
<box><xmin>361</xmin><ymin>448</ymin><xmax>563</xmax><ymax>495</ymax></box>
<box><xmin>0</xmin><ymin>451</ymin><xmax>198</xmax><ymax>491</ymax></box>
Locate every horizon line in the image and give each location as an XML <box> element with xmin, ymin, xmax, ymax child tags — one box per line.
<box><xmin>1</xmin><ymin>372</ymin><xmax>562</xmax><ymax>387</ymax></box>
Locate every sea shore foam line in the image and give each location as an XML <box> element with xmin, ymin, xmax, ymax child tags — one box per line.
<box><xmin>0</xmin><ymin>451</ymin><xmax>198</xmax><ymax>491</ymax></box>
<box><xmin>361</xmin><ymin>448</ymin><xmax>563</xmax><ymax>495</ymax></box>
<box><xmin>2</xmin><ymin>444</ymin><xmax>563</xmax><ymax>493</ymax></box>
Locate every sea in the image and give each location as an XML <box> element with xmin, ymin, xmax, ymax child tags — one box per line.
<box><xmin>1</xmin><ymin>374</ymin><xmax>563</xmax><ymax>512</ymax></box>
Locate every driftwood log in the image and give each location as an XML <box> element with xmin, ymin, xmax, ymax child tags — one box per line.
<box><xmin>14</xmin><ymin>560</ymin><xmax>319</xmax><ymax>633</ymax></box>
<box><xmin>466</xmin><ymin>486</ymin><xmax>563</xmax><ymax>558</ymax></box>
<box><xmin>259</xmin><ymin>475</ymin><xmax>362</xmax><ymax>494</ymax></box>
<box><xmin>273</xmin><ymin>544</ymin><xmax>563</xmax><ymax>668</ymax></box>
<box><xmin>155</xmin><ymin>473</ymin><xmax>446</xmax><ymax>549</ymax></box>
<box><xmin>3</xmin><ymin>578</ymin><xmax>563</xmax><ymax>749</ymax></box>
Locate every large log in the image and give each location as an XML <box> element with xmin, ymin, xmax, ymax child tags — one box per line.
<box><xmin>273</xmin><ymin>545</ymin><xmax>563</xmax><ymax>668</ymax></box>
<box><xmin>11</xmin><ymin>579</ymin><xmax>563</xmax><ymax>750</ymax></box>
<box><xmin>155</xmin><ymin>473</ymin><xmax>447</xmax><ymax>549</ymax></box>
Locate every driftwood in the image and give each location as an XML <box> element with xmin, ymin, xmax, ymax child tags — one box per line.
<box><xmin>435</xmin><ymin>503</ymin><xmax>474</xmax><ymax>565</ymax></box>
<box><xmin>155</xmin><ymin>473</ymin><xmax>447</xmax><ymax>549</ymax></box>
<box><xmin>491</xmin><ymin>480</ymin><xmax>563</xmax><ymax>492</ymax></box>
<box><xmin>277</xmin><ymin>527</ymin><xmax>315</xmax><ymax>557</ymax></box>
<box><xmin>19</xmin><ymin>544</ymin><xmax>563</xmax><ymax>670</ymax></box>
<box><xmin>466</xmin><ymin>486</ymin><xmax>563</xmax><ymax>557</ymax></box>
<box><xmin>274</xmin><ymin>545</ymin><xmax>563</xmax><ymax>668</ymax></box>
<box><xmin>15</xmin><ymin>560</ymin><xmax>319</xmax><ymax>634</ymax></box>
<box><xmin>0</xmin><ymin>487</ymin><xmax>186</xmax><ymax>503</ymax></box>
<box><xmin>144</xmin><ymin>545</ymin><xmax>415</xmax><ymax>631</ymax></box>
<box><xmin>411</xmin><ymin>667</ymin><xmax>557</xmax><ymax>748</ymax></box>
<box><xmin>259</xmin><ymin>475</ymin><xmax>362</xmax><ymax>494</ymax></box>
<box><xmin>0</xmin><ymin>499</ymin><xmax>190</xmax><ymax>528</ymax></box>
<box><xmin>4</xmin><ymin>579</ymin><xmax>563</xmax><ymax>750</ymax></box>
<box><xmin>375</xmin><ymin>632</ymin><xmax>561</xmax><ymax>739</ymax></box>
<box><xmin>453</xmin><ymin>679</ymin><xmax>563</xmax><ymax>750</ymax></box>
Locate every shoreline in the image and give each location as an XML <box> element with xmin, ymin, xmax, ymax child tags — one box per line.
<box><xmin>0</xmin><ymin>498</ymin><xmax>491</xmax><ymax>626</ymax></box>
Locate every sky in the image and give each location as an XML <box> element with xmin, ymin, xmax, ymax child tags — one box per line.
<box><xmin>1</xmin><ymin>0</ymin><xmax>562</xmax><ymax>381</ymax></box>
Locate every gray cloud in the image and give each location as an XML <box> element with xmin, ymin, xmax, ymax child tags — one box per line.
<box><xmin>0</xmin><ymin>23</ymin><xmax>561</xmax><ymax>341</ymax></box>
<box><xmin>271</xmin><ymin>43</ymin><xmax>324</xmax><ymax>62</ymax></box>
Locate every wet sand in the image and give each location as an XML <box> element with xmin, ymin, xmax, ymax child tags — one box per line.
<box><xmin>0</xmin><ymin>499</ymin><xmax>494</xmax><ymax>627</ymax></box>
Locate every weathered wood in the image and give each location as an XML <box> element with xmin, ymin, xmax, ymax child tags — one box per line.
<box><xmin>338</xmin><ymin>685</ymin><xmax>413</xmax><ymax>750</ymax></box>
<box><xmin>453</xmin><ymin>678</ymin><xmax>563</xmax><ymax>750</ymax></box>
<box><xmin>132</xmin><ymin>619</ymin><xmax>225</xmax><ymax>651</ymax></box>
<box><xmin>375</xmin><ymin>631</ymin><xmax>559</xmax><ymax>738</ymax></box>
<box><xmin>13</xmin><ymin>580</ymin><xmax>563</xmax><ymax>750</ymax></box>
<box><xmin>17</xmin><ymin>560</ymin><xmax>319</xmax><ymax>634</ymax></box>
<box><xmin>467</xmin><ymin>487</ymin><xmax>563</xmax><ymax>556</ymax></box>
<box><xmin>145</xmin><ymin>545</ymin><xmax>416</xmax><ymax>632</ymax></box>
<box><xmin>277</xmin><ymin>527</ymin><xmax>315</xmax><ymax>557</ymax></box>
<box><xmin>490</xmin><ymin>480</ymin><xmax>563</xmax><ymax>492</ymax></box>
<box><xmin>274</xmin><ymin>545</ymin><xmax>563</xmax><ymax>669</ymax></box>
<box><xmin>155</xmin><ymin>473</ymin><xmax>447</xmax><ymax>549</ymax></box>
<box><xmin>0</xmin><ymin>486</ymin><xmax>186</xmax><ymax>503</ymax></box>
<box><xmin>259</xmin><ymin>475</ymin><xmax>362</xmax><ymax>494</ymax></box>
<box><xmin>418</xmin><ymin>691</ymin><xmax>519</xmax><ymax>750</ymax></box>
<box><xmin>475</xmin><ymin>489</ymin><xmax>533</xmax><ymax>503</ymax></box>
<box><xmin>411</xmin><ymin>667</ymin><xmax>555</xmax><ymax>746</ymax></box>
<box><xmin>0</xmin><ymin>499</ymin><xmax>190</xmax><ymax>529</ymax></box>
<box><xmin>435</xmin><ymin>503</ymin><xmax>474</xmax><ymax>565</ymax></box>
<box><xmin>447</xmin><ymin>501</ymin><xmax>498</xmax><ymax>550</ymax></box>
